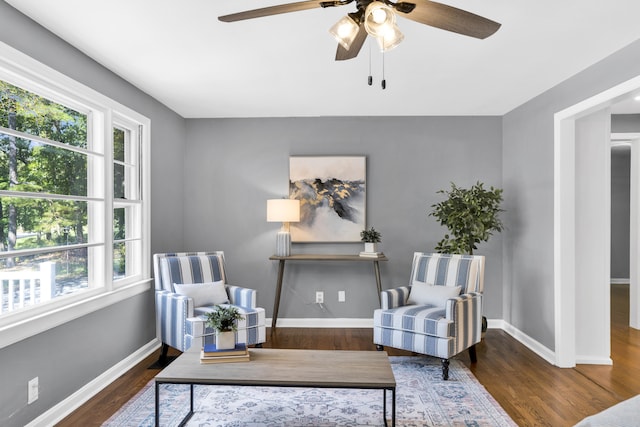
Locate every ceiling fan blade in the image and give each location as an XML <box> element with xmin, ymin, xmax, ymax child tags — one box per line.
<box><xmin>219</xmin><ymin>0</ymin><xmax>350</xmax><ymax>23</ymax></box>
<box><xmin>398</xmin><ymin>0</ymin><xmax>501</xmax><ymax>39</ymax></box>
<box><xmin>335</xmin><ymin>24</ymin><xmax>367</xmax><ymax>61</ymax></box>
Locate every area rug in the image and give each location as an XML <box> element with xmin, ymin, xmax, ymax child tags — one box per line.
<box><xmin>103</xmin><ymin>356</ymin><xmax>516</xmax><ymax>427</ymax></box>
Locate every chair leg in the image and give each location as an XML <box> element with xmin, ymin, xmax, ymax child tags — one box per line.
<box><xmin>159</xmin><ymin>343</ymin><xmax>169</xmax><ymax>364</ymax></box>
<box><xmin>441</xmin><ymin>359</ymin><xmax>450</xmax><ymax>380</ymax></box>
<box><xmin>149</xmin><ymin>343</ymin><xmax>173</xmax><ymax>369</ymax></box>
<box><xmin>469</xmin><ymin>344</ymin><xmax>477</xmax><ymax>363</ymax></box>
<box><xmin>375</xmin><ymin>345</ymin><xmax>384</xmax><ymax>351</ymax></box>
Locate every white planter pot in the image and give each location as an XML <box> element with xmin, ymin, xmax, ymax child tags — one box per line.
<box><xmin>364</xmin><ymin>242</ymin><xmax>378</xmax><ymax>253</ymax></box>
<box><xmin>216</xmin><ymin>330</ymin><xmax>236</xmax><ymax>350</ymax></box>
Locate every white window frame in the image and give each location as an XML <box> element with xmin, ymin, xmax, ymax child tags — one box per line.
<box><xmin>112</xmin><ymin>115</ymin><xmax>144</xmax><ymax>283</ymax></box>
<box><xmin>0</xmin><ymin>42</ymin><xmax>151</xmax><ymax>349</ymax></box>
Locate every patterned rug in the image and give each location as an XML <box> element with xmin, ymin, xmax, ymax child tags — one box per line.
<box><xmin>103</xmin><ymin>356</ymin><xmax>516</xmax><ymax>427</ymax></box>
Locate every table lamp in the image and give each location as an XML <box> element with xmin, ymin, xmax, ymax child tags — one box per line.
<box><xmin>267</xmin><ymin>199</ymin><xmax>300</xmax><ymax>256</ymax></box>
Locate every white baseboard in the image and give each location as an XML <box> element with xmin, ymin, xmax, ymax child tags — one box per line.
<box><xmin>268</xmin><ymin>318</ymin><xmax>374</xmax><ymax>328</ymax></box>
<box><xmin>25</xmin><ymin>339</ymin><xmax>161</xmax><ymax>427</ymax></box>
<box><xmin>490</xmin><ymin>319</ymin><xmax>556</xmax><ymax>365</ymax></box>
<box><xmin>611</xmin><ymin>278</ymin><xmax>630</xmax><ymax>284</ymax></box>
<box><xmin>575</xmin><ymin>355</ymin><xmax>613</xmax><ymax>365</ymax></box>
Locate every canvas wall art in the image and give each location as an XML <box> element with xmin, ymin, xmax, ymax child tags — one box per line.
<box><xmin>289</xmin><ymin>156</ymin><xmax>366</xmax><ymax>242</ymax></box>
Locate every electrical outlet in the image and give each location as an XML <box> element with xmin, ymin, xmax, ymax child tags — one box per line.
<box><xmin>315</xmin><ymin>291</ymin><xmax>324</xmax><ymax>304</ymax></box>
<box><xmin>28</xmin><ymin>377</ymin><xmax>38</xmax><ymax>404</ymax></box>
<box><xmin>338</xmin><ymin>290</ymin><xmax>346</xmax><ymax>302</ymax></box>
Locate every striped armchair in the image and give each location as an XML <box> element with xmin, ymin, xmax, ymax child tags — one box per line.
<box><xmin>373</xmin><ymin>252</ymin><xmax>485</xmax><ymax>380</ymax></box>
<box><xmin>154</xmin><ymin>252</ymin><xmax>266</xmax><ymax>361</ymax></box>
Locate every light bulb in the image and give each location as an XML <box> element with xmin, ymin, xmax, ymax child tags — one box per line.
<box><xmin>371</xmin><ymin>8</ymin><xmax>388</xmax><ymax>24</ymax></box>
<box><xmin>364</xmin><ymin>2</ymin><xmax>397</xmax><ymax>39</ymax></box>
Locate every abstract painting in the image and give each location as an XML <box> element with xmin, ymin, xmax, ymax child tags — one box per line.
<box><xmin>289</xmin><ymin>156</ymin><xmax>366</xmax><ymax>242</ymax></box>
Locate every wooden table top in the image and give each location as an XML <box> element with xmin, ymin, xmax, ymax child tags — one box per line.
<box><xmin>155</xmin><ymin>348</ymin><xmax>396</xmax><ymax>389</ymax></box>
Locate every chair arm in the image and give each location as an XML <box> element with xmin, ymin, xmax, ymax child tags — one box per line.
<box><xmin>226</xmin><ymin>284</ymin><xmax>257</xmax><ymax>308</ymax></box>
<box><xmin>155</xmin><ymin>290</ymin><xmax>194</xmax><ymax>351</ymax></box>
<box><xmin>445</xmin><ymin>292</ymin><xmax>483</xmax><ymax>351</ymax></box>
<box><xmin>155</xmin><ymin>290</ymin><xmax>194</xmax><ymax>319</ymax></box>
<box><xmin>380</xmin><ymin>286</ymin><xmax>411</xmax><ymax>310</ymax></box>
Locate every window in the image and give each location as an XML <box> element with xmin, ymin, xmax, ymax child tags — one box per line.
<box><xmin>0</xmin><ymin>42</ymin><xmax>150</xmax><ymax>344</ymax></box>
<box><xmin>112</xmin><ymin>120</ymin><xmax>143</xmax><ymax>281</ymax></box>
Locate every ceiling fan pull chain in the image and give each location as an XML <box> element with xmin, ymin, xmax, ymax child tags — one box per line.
<box><xmin>368</xmin><ymin>39</ymin><xmax>373</xmax><ymax>86</ymax></box>
<box><xmin>381</xmin><ymin>45</ymin><xmax>386</xmax><ymax>90</ymax></box>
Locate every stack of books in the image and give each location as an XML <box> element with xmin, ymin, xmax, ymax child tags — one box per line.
<box><xmin>199</xmin><ymin>343</ymin><xmax>250</xmax><ymax>364</ymax></box>
<box><xmin>359</xmin><ymin>251</ymin><xmax>384</xmax><ymax>258</ymax></box>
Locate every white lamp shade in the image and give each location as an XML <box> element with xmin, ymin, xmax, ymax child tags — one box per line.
<box><xmin>364</xmin><ymin>1</ymin><xmax>396</xmax><ymax>39</ymax></box>
<box><xmin>375</xmin><ymin>23</ymin><xmax>404</xmax><ymax>52</ymax></box>
<box><xmin>267</xmin><ymin>199</ymin><xmax>300</xmax><ymax>222</ymax></box>
<box><xmin>329</xmin><ymin>15</ymin><xmax>360</xmax><ymax>50</ymax></box>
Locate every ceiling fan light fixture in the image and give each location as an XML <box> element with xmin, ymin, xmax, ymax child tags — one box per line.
<box><xmin>364</xmin><ymin>1</ymin><xmax>396</xmax><ymax>39</ymax></box>
<box><xmin>375</xmin><ymin>23</ymin><xmax>404</xmax><ymax>52</ymax></box>
<box><xmin>329</xmin><ymin>15</ymin><xmax>360</xmax><ymax>50</ymax></box>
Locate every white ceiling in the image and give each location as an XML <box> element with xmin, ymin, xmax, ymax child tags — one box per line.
<box><xmin>6</xmin><ymin>0</ymin><xmax>640</xmax><ymax>118</ymax></box>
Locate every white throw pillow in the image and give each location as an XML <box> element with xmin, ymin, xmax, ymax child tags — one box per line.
<box><xmin>407</xmin><ymin>282</ymin><xmax>462</xmax><ymax>306</ymax></box>
<box><xmin>173</xmin><ymin>281</ymin><xmax>228</xmax><ymax>307</ymax></box>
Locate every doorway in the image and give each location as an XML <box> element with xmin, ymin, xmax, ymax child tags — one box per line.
<box><xmin>554</xmin><ymin>75</ymin><xmax>640</xmax><ymax>368</ymax></box>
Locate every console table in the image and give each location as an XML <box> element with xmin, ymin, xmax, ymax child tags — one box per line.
<box><xmin>268</xmin><ymin>254</ymin><xmax>389</xmax><ymax>330</ymax></box>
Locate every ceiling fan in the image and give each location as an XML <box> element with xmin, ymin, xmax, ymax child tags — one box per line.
<box><xmin>218</xmin><ymin>0</ymin><xmax>501</xmax><ymax>61</ymax></box>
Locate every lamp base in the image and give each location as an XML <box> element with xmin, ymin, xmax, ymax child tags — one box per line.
<box><xmin>275</xmin><ymin>231</ymin><xmax>291</xmax><ymax>256</ymax></box>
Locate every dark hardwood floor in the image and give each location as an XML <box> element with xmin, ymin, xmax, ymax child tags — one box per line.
<box><xmin>57</xmin><ymin>284</ymin><xmax>640</xmax><ymax>426</ymax></box>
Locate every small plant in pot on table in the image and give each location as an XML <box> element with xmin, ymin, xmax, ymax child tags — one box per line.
<box><xmin>205</xmin><ymin>305</ymin><xmax>244</xmax><ymax>350</ymax></box>
<box><xmin>360</xmin><ymin>227</ymin><xmax>382</xmax><ymax>254</ymax></box>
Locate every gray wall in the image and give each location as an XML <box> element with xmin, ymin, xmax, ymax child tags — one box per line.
<box><xmin>0</xmin><ymin>2</ymin><xmax>186</xmax><ymax>426</ymax></box>
<box><xmin>610</xmin><ymin>114</ymin><xmax>640</xmax><ymax>280</ymax></box>
<box><xmin>5</xmin><ymin>0</ymin><xmax>640</xmax><ymax>422</ymax></box>
<box><xmin>184</xmin><ymin>117</ymin><xmax>503</xmax><ymax>319</ymax></box>
<box><xmin>610</xmin><ymin>145</ymin><xmax>630</xmax><ymax>279</ymax></box>
<box><xmin>503</xmin><ymin>40</ymin><xmax>640</xmax><ymax>351</ymax></box>
<box><xmin>612</xmin><ymin>113</ymin><xmax>640</xmax><ymax>133</ymax></box>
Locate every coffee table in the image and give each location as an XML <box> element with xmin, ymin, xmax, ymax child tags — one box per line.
<box><xmin>155</xmin><ymin>348</ymin><xmax>396</xmax><ymax>426</ymax></box>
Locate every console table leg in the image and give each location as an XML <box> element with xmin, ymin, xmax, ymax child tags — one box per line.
<box><xmin>373</xmin><ymin>260</ymin><xmax>383</xmax><ymax>306</ymax></box>
<box><xmin>272</xmin><ymin>260</ymin><xmax>286</xmax><ymax>330</ymax></box>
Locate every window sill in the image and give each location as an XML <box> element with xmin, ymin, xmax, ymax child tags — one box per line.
<box><xmin>0</xmin><ymin>279</ymin><xmax>152</xmax><ymax>350</ymax></box>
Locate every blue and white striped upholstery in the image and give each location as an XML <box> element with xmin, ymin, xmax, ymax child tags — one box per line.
<box><xmin>374</xmin><ymin>253</ymin><xmax>484</xmax><ymax>360</ymax></box>
<box><xmin>409</xmin><ymin>252</ymin><xmax>484</xmax><ymax>293</ymax></box>
<box><xmin>154</xmin><ymin>252</ymin><xmax>266</xmax><ymax>351</ymax></box>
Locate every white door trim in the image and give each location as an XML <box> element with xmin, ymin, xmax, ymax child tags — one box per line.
<box><xmin>628</xmin><ymin>136</ymin><xmax>640</xmax><ymax>329</ymax></box>
<box><xmin>554</xmin><ymin>75</ymin><xmax>640</xmax><ymax>367</ymax></box>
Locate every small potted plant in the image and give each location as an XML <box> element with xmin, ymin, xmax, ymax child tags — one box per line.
<box><xmin>205</xmin><ymin>305</ymin><xmax>244</xmax><ymax>350</ymax></box>
<box><xmin>360</xmin><ymin>226</ymin><xmax>382</xmax><ymax>254</ymax></box>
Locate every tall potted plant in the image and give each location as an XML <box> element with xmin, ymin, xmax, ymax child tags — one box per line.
<box><xmin>429</xmin><ymin>181</ymin><xmax>503</xmax><ymax>255</ymax></box>
<box><xmin>429</xmin><ymin>181</ymin><xmax>504</xmax><ymax>335</ymax></box>
<box><xmin>205</xmin><ymin>305</ymin><xmax>244</xmax><ymax>350</ymax></box>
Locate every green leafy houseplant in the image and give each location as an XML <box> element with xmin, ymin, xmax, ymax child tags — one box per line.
<box><xmin>360</xmin><ymin>227</ymin><xmax>382</xmax><ymax>243</ymax></box>
<box><xmin>429</xmin><ymin>182</ymin><xmax>504</xmax><ymax>255</ymax></box>
<box><xmin>205</xmin><ymin>305</ymin><xmax>244</xmax><ymax>333</ymax></box>
<box><xmin>430</xmin><ymin>182</ymin><xmax>503</xmax><ymax>336</ymax></box>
